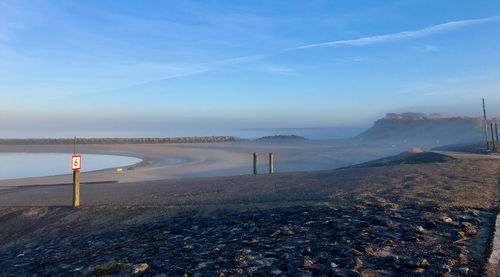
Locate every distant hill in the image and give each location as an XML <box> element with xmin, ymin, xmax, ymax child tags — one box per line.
<box><xmin>0</xmin><ymin>136</ymin><xmax>241</xmax><ymax>145</ymax></box>
<box><xmin>355</xmin><ymin>113</ymin><xmax>499</xmax><ymax>148</ymax></box>
<box><xmin>256</xmin><ymin>135</ymin><xmax>306</xmax><ymax>141</ymax></box>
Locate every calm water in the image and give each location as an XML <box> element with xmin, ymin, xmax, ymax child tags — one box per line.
<box><xmin>0</xmin><ymin>153</ymin><xmax>142</xmax><ymax>180</ymax></box>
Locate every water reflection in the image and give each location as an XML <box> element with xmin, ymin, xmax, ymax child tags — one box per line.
<box><xmin>0</xmin><ymin>153</ymin><xmax>142</xmax><ymax>180</ymax></box>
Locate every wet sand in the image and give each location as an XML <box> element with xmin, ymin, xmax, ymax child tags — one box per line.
<box><xmin>0</xmin><ymin>140</ymin><xmax>398</xmax><ymax>188</ymax></box>
<box><xmin>0</xmin><ymin>150</ymin><xmax>498</xmax><ymax>208</ymax></box>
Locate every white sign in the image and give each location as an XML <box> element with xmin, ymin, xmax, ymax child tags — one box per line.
<box><xmin>71</xmin><ymin>155</ymin><xmax>81</xmax><ymax>170</ymax></box>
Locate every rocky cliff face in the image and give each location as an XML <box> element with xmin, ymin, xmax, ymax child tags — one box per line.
<box><xmin>355</xmin><ymin>113</ymin><xmax>499</xmax><ymax>148</ymax></box>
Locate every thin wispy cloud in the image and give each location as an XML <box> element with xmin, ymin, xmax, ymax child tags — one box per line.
<box><xmin>292</xmin><ymin>15</ymin><xmax>500</xmax><ymax>49</ymax></box>
<box><xmin>215</xmin><ymin>54</ymin><xmax>267</xmax><ymax>66</ymax></box>
<box><xmin>399</xmin><ymin>70</ymin><xmax>500</xmax><ymax>100</ymax></box>
<box><xmin>121</xmin><ymin>54</ymin><xmax>268</xmax><ymax>89</ymax></box>
<box><xmin>260</xmin><ymin>64</ymin><xmax>293</xmax><ymax>74</ymax></box>
<box><xmin>423</xmin><ymin>90</ymin><xmax>464</xmax><ymax>96</ymax></box>
<box><xmin>81</xmin><ymin>54</ymin><xmax>268</xmax><ymax>96</ymax></box>
<box><xmin>416</xmin><ymin>44</ymin><xmax>440</xmax><ymax>52</ymax></box>
<box><xmin>0</xmin><ymin>1</ymin><xmax>27</xmax><ymax>42</ymax></box>
<box><xmin>332</xmin><ymin>56</ymin><xmax>380</xmax><ymax>64</ymax></box>
<box><xmin>102</xmin><ymin>62</ymin><xmax>213</xmax><ymax>88</ymax></box>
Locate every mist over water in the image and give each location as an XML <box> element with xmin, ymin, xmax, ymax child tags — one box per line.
<box><xmin>0</xmin><ymin>126</ymin><xmax>369</xmax><ymax>140</ymax></box>
<box><xmin>234</xmin><ymin>126</ymin><xmax>368</xmax><ymax>140</ymax></box>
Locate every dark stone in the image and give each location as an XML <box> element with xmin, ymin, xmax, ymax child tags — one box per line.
<box><xmin>0</xmin><ymin>205</ymin><xmax>484</xmax><ymax>276</ymax></box>
<box><xmin>423</xmin><ymin>220</ymin><xmax>439</xmax><ymax>230</ymax></box>
<box><xmin>460</xmin><ymin>222</ymin><xmax>477</xmax><ymax>236</ymax></box>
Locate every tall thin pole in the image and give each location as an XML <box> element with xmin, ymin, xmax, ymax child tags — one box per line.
<box><xmin>253</xmin><ymin>152</ymin><xmax>258</xmax><ymax>175</ymax></box>
<box><xmin>483</xmin><ymin>98</ymin><xmax>489</xmax><ymax>150</ymax></box>
<box><xmin>73</xmin><ymin>170</ymin><xmax>80</xmax><ymax>207</ymax></box>
<box><xmin>269</xmin><ymin>153</ymin><xmax>274</xmax><ymax>174</ymax></box>
<box><xmin>73</xmin><ymin>136</ymin><xmax>80</xmax><ymax>207</ymax></box>
<box><xmin>492</xmin><ymin>123</ymin><xmax>497</xmax><ymax>152</ymax></box>
<box><xmin>496</xmin><ymin>123</ymin><xmax>499</xmax><ymax>142</ymax></box>
<box><xmin>483</xmin><ymin>98</ymin><xmax>487</xmax><ymax>120</ymax></box>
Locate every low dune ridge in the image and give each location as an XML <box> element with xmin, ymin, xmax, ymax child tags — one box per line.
<box><xmin>407</xmin><ymin>147</ymin><xmax>424</xmax><ymax>154</ymax></box>
<box><xmin>347</xmin><ymin>148</ymin><xmax>455</xmax><ymax>168</ymax></box>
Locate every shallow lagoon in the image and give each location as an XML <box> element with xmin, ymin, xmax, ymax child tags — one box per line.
<box><xmin>0</xmin><ymin>153</ymin><xmax>142</xmax><ymax>180</ymax></box>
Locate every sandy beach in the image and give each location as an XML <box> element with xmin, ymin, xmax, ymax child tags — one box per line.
<box><xmin>0</xmin><ymin>140</ymin><xmax>399</xmax><ymax>188</ymax></box>
<box><xmin>0</xmin><ymin>149</ymin><xmax>497</xmax><ymax>207</ymax></box>
<box><xmin>2</xmin><ymin>140</ymin><xmax>500</xmax><ymax>275</ymax></box>
<box><xmin>1</xmin><ymin>150</ymin><xmax>500</xmax><ymax>275</ymax></box>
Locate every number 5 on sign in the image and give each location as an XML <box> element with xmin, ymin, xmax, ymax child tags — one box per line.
<box><xmin>71</xmin><ymin>155</ymin><xmax>81</xmax><ymax>170</ymax></box>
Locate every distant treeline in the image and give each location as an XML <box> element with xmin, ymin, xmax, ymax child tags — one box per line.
<box><xmin>0</xmin><ymin>136</ymin><xmax>242</xmax><ymax>145</ymax></box>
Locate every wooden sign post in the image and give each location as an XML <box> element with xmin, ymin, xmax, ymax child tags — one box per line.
<box><xmin>72</xmin><ymin>136</ymin><xmax>81</xmax><ymax>207</ymax></box>
<box><xmin>253</xmin><ymin>152</ymin><xmax>258</xmax><ymax>175</ymax></box>
<box><xmin>496</xmin><ymin>123</ymin><xmax>499</xmax><ymax>142</ymax></box>
<box><xmin>483</xmin><ymin>98</ymin><xmax>489</xmax><ymax>150</ymax></box>
<box><xmin>491</xmin><ymin>123</ymin><xmax>497</xmax><ymax>152</ymax></box>
<box><xmin>269</xmin><ymin>153</ymin><xmax>274</xmax><ymax>174</ymax></box>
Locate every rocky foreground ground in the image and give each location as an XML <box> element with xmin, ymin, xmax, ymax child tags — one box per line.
<box><xmin>1</xmin><ymin>151</ymin><xmax>500</xmax><ymax>276</ymax></box>
<box><xmin>0</xmin><ymin>203</ymin><xmax>494</xmax><ymax>276</ymax></box>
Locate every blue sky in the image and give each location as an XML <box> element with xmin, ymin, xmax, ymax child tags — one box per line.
<box><xmin>1</xmin><ymin>0</ymin><xmax>500</xmax><ymax>138</ymax></box>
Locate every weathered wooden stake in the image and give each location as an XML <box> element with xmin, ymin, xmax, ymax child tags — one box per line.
<box><xmin>496</xmin><ymin>123</ymin><xmax>499</xmax><ymax>142</ymax></box>
<box><xmin>73</xmin><ymin>170</ymin><xmax>80</xmax><ymax>207</ymax></box>
<box><xmin>491</xmin><ymin>123</ymin><xmax>497</xmax><ymax>152</ymax></box>
<box><xmin>253</xmin><ymin>152</ymin><xmax>258</xmax><ymax>175</ymax></box>
<box><xmin>73</xmin><ymin>136</ymin><xmax>80</xmax><ymax>207</ymax></box>
<box><xmin>483</xmin><ymin>98</ymin><xmax>489</xmax><ymax>150</ymax></box>
<box><xmin>269</xmin><ymin>153</ymin><xmax>274</xmax><ymax>174</ymax></box>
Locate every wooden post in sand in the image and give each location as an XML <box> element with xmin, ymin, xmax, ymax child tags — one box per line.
<box><xmin>253</xmin><ymin>152</ymin><xmax>258</xmax><ymax>174</ymax></box>
<box><xmin>483</xmin><ymin>98</ymin><xmax>490</xmax><ymax>150</ymax></box>
<box><xmin>496</xmin><ymin>123</ymin><xmax>499</xmax><ymax>142</ymax></box>
<box><xmin>269</xmin><ymin>153</ymin><xmax>274</xmax><ymax>174</ymax></box>
<box><xmin>73</xmin><ymin>170</ymin><xmax>80</xmax><ymax>207</ymax></box>
<box><xmin>491</xmin><ymin>123</ymin><xmax>497</xmax><ymax>152</ymax></box>
<box><xmin>73</xmin><ymin>136</ymin><xmax>80</xmax><ymax>207</ymax></box>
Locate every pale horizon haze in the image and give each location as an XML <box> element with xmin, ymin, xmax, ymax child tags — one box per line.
<box><xmin>1</xmin><ymin>0</ymin><xmax>500</xmax><ymax>138</ymax></box>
